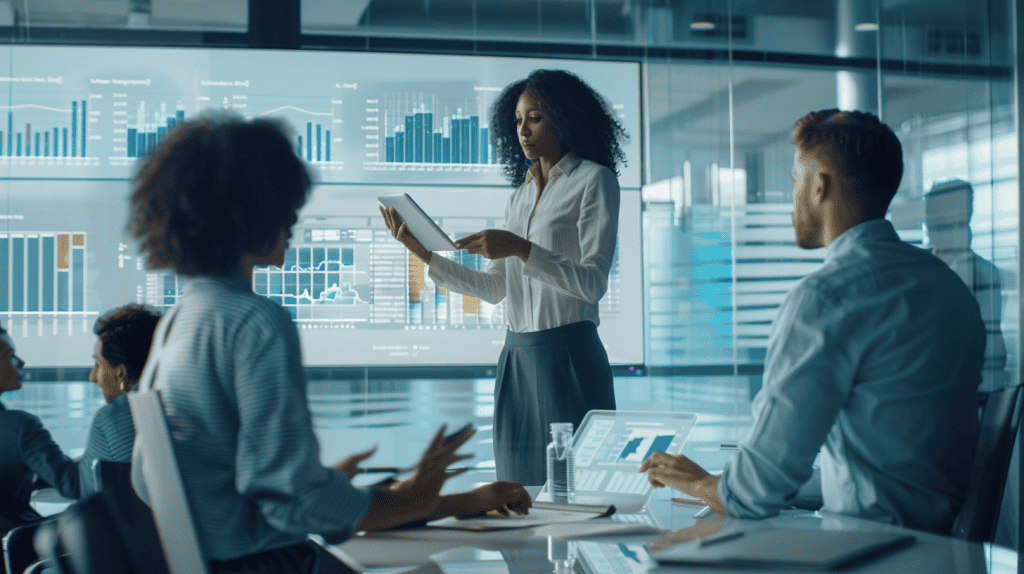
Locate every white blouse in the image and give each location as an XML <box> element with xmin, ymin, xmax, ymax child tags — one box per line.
<box><xmin>428</xmin><ymin>153</ymin><xmax>619</xmax><ymax>333</ymax></box>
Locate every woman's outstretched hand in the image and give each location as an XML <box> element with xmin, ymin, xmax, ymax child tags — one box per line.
<box><xmin>357</xmin><ymin>424</ymin><xmax>475</xmax><ymax>531</ymax></box>
<box><xmin>455</xmin><ymin>229</ymin><xmax>531</xmax><ymax>262</ymax></box>
<box><xmin>380</xmin><ymin>206</ymin><xmax>433</xmax><ymax>264</ymax></box>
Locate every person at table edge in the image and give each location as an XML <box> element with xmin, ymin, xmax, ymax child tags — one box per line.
<box><xmin>640</xmin><ymin>109</ymin><xmax>986</xmax><ymax>535</ymax></box>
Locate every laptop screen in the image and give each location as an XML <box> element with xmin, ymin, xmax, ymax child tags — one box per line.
<box><xmin>571</xmin><ymin>410</ymin><xmax>698</xmax><ymax>504</ymax></box>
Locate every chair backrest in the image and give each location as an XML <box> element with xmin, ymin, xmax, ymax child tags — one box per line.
<box><xmin>951</xmin><ymin>384</ymin><xmax>1024</xmax><ymax>542</ymax></box>
<box><xmin>127</xmin><ymin>391</ymin><xmax>210</xmax><ymax>574</ymax></box>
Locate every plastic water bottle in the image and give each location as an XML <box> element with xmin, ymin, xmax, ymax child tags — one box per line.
<box><xmin>547</xmin><ymin>535</ymin><xmax>577</xmax><ymax>573</ymax></box>
<box><xmin>546</xmin><ymin>422</ymin><xmax>575</xmax><ymax>503</ymax></box>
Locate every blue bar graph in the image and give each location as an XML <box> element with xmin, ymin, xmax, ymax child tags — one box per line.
<box><xmin>27</xmin><ymin>237</ymin><xmax>38</xmax><ymax>312</ymax></box>
<box><xmin>11</xmin><ymin>237</ymin><xmax>23</xmax><ymax>312</ymax></box>
<box><xmin>57</xmin><ymin>272</ymin><xmax>68</xmax><ymax>312</ymax></box>
<box><xmin>80</xmin><ymin>100</ymin><xmax>86</xmax><ymax>156</ymax></box>
<box><xmin>0</xmin><ymin>237</ymin><xmax>7</xmax><ymax>312</ymax></box>
<box><xmin>0</xmin><ymin>232</ymin><xmax>86</xmax><ymax>315</ymax></box>
<box><xmin>306</xmin><ymin>122</ymin><xmax>312</xmax><ymax>161</ymax></box>
<box><xmin>72</xmin><ymin>247</ymin><xmax>84</xmax><ymax>312</ymax></box>
<box><xmin>404</xmin><ymin>116</ymin><xmax>414</xmax><ymax>162</ymax></box>
<box><xmin>125</xmin><ymin>102</ymin><xmax>183</xmax><ymax>158</ymax></box>
<box><xmin>71</xmin><ymin>102</ymin><xmax>77</xmax><ymax>157</ymax></box>
<box><xmin>395</xmin><ymin>132</ymin><xmax>405</xmax><ymax>162</ymax></box>
<box><xmin>42</xmin><ymin>236</ymin><xmax>54</xmax><ymax>312</ymax></box>
<box><xmin>470</xmin><ymin>116</ymin><xmax>479</xmax><ymax>164</ymax></box>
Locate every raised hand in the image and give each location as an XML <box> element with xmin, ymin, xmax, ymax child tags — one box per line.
<box><xmin>333</xmin><ymin>444</ymin><xmax>378</xmax><ymax>478</ymax></box>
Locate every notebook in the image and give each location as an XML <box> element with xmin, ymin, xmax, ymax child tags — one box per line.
<box><xmin>537</xmin><ymin>410</ymin><xmax>698</xmax><ymax>513</ymax></box>
<box><xmin>647</xmin><ymin>528</ymin><xmax>916</xmax><ymax>570</ymax></box>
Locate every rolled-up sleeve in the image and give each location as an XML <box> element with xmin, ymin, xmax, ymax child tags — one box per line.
<box><xmin>233</xmin><ymin>307</ymin><xmax>370</xmax><ymax>538</ymax></box>
<box><xmin>718</xmin><ymin>285</ymin><xmax>851</xmax><ymax>518</ymax></box>
<box><xmin>523</xmin><ymin>167</ymin><xmax>619</xmax><ymax>304</ymax></box>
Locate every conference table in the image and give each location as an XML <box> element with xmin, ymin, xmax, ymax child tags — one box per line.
<box><xmin>331</xmin><ymin>487</ymin><xmax>1018</xmax><ymax>574</ymax></box>
<box><xmin>30</xmin><ymin>479</ymin><xmax>1019</xmax><ymax>573</ymax></box>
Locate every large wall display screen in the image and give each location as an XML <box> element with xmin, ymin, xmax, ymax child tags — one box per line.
<box><xmin>0</xmin><ymin>46</ymin><xmax>642</xmax><ymax>367</ymax></box>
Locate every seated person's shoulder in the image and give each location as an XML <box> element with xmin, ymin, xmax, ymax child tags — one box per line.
<box><xmin>0</xmin><ymin>407</ymin><xmax>43</xmax><ymax>427</ymax></box>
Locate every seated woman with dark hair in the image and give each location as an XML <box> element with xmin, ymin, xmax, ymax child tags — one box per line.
<box><xmin>128</xmin><ymin>111</ymin><xmax>530</xmax><ymax>573</ymax></box>
<box><xmin>0</xmin><ymin>324</ymin><xmax>79</xmax><ymax>533</ymax></box>
<box><xmin>79</xmin><ymin>304</ymin><xmax>162</xmax><ymax>497</ymax></box>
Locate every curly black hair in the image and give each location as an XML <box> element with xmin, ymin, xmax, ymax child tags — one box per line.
<box><xmin>94</xmin><ymin>304</ymin><xmax>162</xmax><ymax>382</ymax></box>
<box><xmin>128</xmin><ymin>111</ymin><xmax>312</xmax><ymax>276</ymax></box>
<box><xmin>489</xmin><ymin>69</ymin><xmax>628</xmax><ymax>187</ymax></box>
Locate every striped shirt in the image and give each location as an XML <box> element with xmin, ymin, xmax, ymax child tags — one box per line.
<box><xmin>77</xmin><ymin>394</ymin><xmax>135</xmax><ymax>497</ymax></box>
<box><xmin>131</xmin><ymin>273</ymin><xmax>371</xmax><ymax>561</ymax></box>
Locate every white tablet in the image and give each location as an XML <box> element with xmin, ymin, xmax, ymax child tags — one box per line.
<box><xmin>539</xmin><ymin>410</ymin><xmax>699</xmax><ymax>512</ymax></box>
<box><xmin>378</xmin><ymin>193</ymin><xmax>459</xmax><ymax>252</ymax></box>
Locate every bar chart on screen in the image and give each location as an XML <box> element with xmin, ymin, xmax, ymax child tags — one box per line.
<box><xmin>0</xmin><ymin>101</ymin><xmax>95</xmax><ymax>166</ymax></box>
<box><xmin>367</xmin><ymin>86</ymin><xmax>503</xmax><ymax>173</ymax></box>
<box><xmin>0</xmin><ymin>232</ymin><xmax>87</xmax><ymax>315</ymax></box>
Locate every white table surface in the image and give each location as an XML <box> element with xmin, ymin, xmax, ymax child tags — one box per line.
<box><xmin>332</xmin><ymin>486</ymin><xmax>1018</xmax><ymax>574</ymax></box>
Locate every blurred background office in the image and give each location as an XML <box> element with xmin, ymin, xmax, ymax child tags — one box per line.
<box><xmin>0</xmin><ymin>0</ymin><xmax>1019</xmax><ymax>554</ymax></box>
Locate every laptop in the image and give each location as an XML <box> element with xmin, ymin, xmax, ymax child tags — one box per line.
<box><xmin>537</xmin><ymin>410</ymin><xmax>699</xmax><ymax>513</ymax></box>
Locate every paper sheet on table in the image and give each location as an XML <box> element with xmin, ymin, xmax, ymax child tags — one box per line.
<box><xmin>427</xmin><ymin>503</ymin><xmax>615</xmax><ymax>531</ymax></box>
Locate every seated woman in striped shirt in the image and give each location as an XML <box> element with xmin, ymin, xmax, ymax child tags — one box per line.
<box><xmin>127</xmin><ymin>111</ymin><xmax>531</xmax><ymax>574</ymax></box>
<box><xmin>78</xmin><ymin>304</ymin><xmax>162</xmax><ymax>496</ymax></box>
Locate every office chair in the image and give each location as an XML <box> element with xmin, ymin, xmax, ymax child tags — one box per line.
<box><xmin>126</xmin><ymin>391</ymin><xmax>211</xmax><ymax>574</ymax></box>
<box><xmin>28</xmin><ymin>461</ymin><xmax>169</xmax><ymax>574</ymax></box>
<box><xmin>950</xmin><ymin>383</ymin><xmax>1023</xmax><ymax>542</ymax></box>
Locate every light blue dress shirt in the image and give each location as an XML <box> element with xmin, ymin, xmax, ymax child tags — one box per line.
<box><xmin>132</xmin><ymin>274</ymin><xmax>371</xmax><ymax>561</ymax></box>
<box><xmin>719</xmin><ymin>219</ymin><xmax>985</xmax><ymax>533</ymax></box>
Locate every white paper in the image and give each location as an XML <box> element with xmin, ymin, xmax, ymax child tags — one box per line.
<box><xmin>428</xmin><ymin>506</ymin><xmax>607</xmax><ymax>531</ymax></box>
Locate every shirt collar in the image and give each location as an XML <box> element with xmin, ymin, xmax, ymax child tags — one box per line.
<box><xmin>524</xmin><ymin>153</ymin><xmax>582</xmax><ymax>184</ymax></box>
<box><xmin>825</xmin><ymin>218</ymin><xmax>900</xmax><ymax>262</ymax></box>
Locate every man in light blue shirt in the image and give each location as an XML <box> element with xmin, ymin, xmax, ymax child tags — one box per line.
<box><xmin>640</xmin><ymin>109</ymin><xmax>985</xmax><ymax>534</ymax></box>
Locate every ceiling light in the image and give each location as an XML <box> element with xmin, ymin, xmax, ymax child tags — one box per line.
<box><xmin>855</xmin><ymin>22</ymin><xmax>879</xmax><ymax>32</ymax></box>
<box><xmin>690</xmin><ymin>21</ymin><xmax>715</xmax><ymax>31</ymax></box>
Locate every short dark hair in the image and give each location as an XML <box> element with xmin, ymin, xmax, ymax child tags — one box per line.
<box><xmin>93</xmin><ymin>304</ymin><xmax>162</xmax><ymax>382</ymax></box>
<box><xmin>792</xmin><ymin>109</ymin><xmax>903</xmax><ymax>215</ymax></box>
<box><xmin>490</xmin><ymin>69</ymin><xmax>629</xmax><ymax>187</ymax></box>
<box><xmin>128</xmin><ymin>112</ymin><xmax>312</xmax><ymax>276</ymax></box>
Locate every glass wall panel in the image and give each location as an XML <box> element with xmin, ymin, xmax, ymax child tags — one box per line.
<box><xmin>11</xmin><ymin>0</ymin><xmax>246</xmax><ymax>32</ymax></box>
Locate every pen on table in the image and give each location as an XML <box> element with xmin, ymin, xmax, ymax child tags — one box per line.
<box><xmin>671</xmin><ymin>497</ymin><xmax>706</xmax><ymax>507</ymax></box>
<box><xmin>699</xmin><ymin>531</ymin><xmax>744</xmax><ymax>548</ymax></box>
<box><xmin>358</xmin><ymin>466</ymin><xmax>411</xmax><ymax>475</ymax></box>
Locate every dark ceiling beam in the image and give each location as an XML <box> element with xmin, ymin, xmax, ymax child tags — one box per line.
<box><xmin>249</xmin><ymin>0</ymin><xmax>300</xmax><ymax>49</ymax></box>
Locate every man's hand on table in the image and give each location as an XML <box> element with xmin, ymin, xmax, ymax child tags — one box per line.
<box><xmin>445</xmin><ymin>481</ymin><xmax>533</xmax><ymax>519</ymax></box>
<box><xmin>639</xmin><ymin>452</ymin><xmax>726</xmax><ymax>515</ymax></box>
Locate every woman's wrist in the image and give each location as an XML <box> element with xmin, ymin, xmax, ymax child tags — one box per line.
<box><xmin>518</xmin><ymin>238</ymin><xmax>532</xmax><ymax>263</ymax></box>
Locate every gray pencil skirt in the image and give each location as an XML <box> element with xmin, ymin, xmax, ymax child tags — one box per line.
<box><xmin>493</xmin><ymin>320</ymin><xmax>616</xmax><ymax>485</ymax></box>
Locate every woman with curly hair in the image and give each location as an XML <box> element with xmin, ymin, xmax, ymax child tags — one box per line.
<box><xmin>382</xmin><ymin>69</ymin><xmax>628</xmax><ymax>484</ymax></box>
<box><xmin>129</xmin><ymin>112</ymin><xmax>529</xmax><ymax>573</ymax></box>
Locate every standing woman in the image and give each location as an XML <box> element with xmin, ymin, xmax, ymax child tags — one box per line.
<box><xmin>382</xmin><ymin>69</ymin><xmax>628</xmax><ymax>484</ymax></box>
